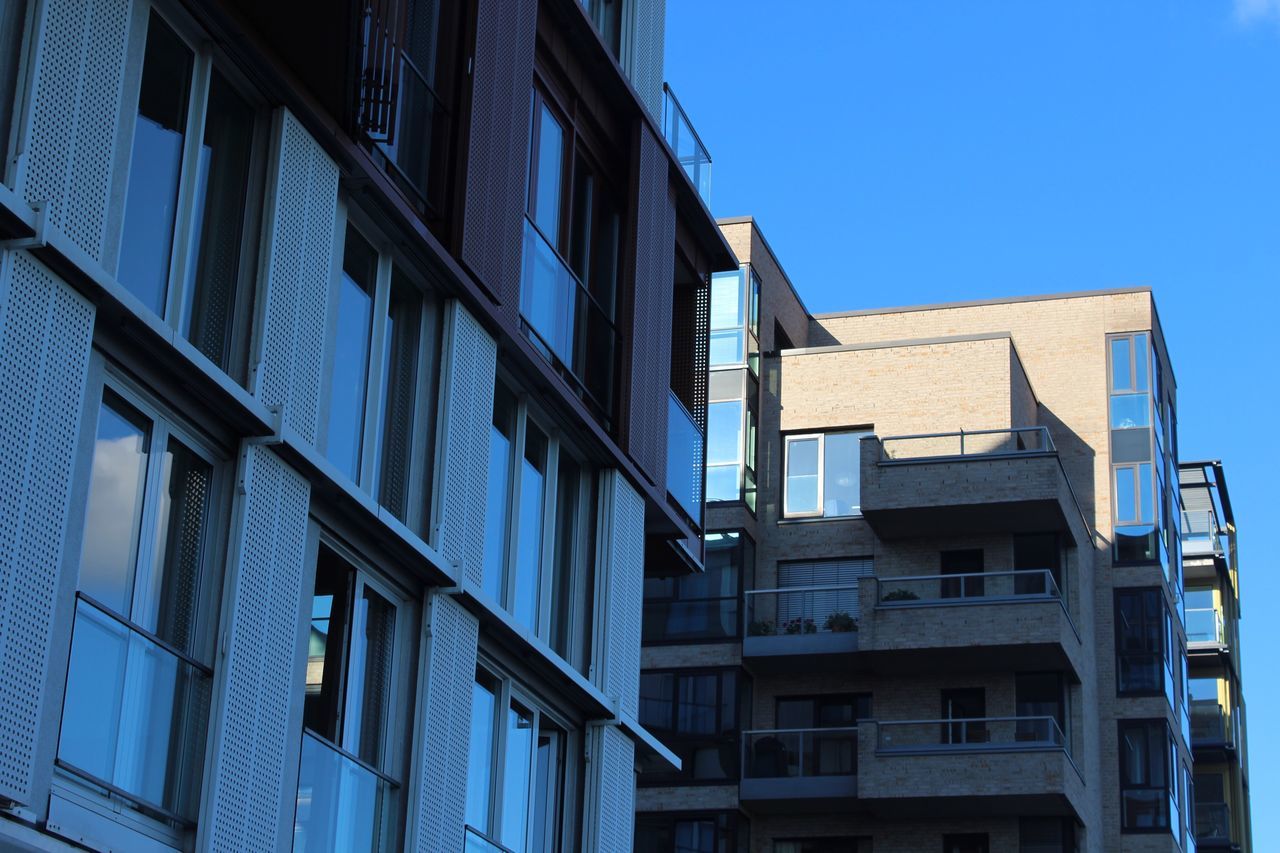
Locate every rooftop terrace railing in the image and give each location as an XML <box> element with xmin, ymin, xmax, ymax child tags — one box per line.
<box><xmin>662</xmin><ymin>83</ymin><xmax>712</xmax><ymax>206</ymax></box>
<box><xmin>879</xmin><ymin>426</ymin><xmax>1054</xmax><ymax>461</ymax></box>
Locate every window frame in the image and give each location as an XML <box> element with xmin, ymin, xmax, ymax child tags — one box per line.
<box><xmin>1118</xmin><ymin>718</ymin><xmax>1176</xmax><ymax>834</ymax></box>
<box><xmin>637</xmin><ymin>668</ymin><xmax>750</xmax><ymax>786</ymax></box>
<box><xmin>113</xmin><ymin>3</ymin><xmax>270</xmax><ymax>383</ymax></box>
<box><xmin>642</xmin><ymin>529</ymin><xmax>751</xmax><ymax>645</ymax></box>
<box><xmin>52</xmin><ymin>366</ymin><xmax>232</xmax><ymax>846</ymax></box>
<box><xmin>1114</xmin><ymin>587</ymin><xmax>1172</xmax><ymax>699</ymax></box>
<box><xmin>320</xmin><ymin>201</ymin><xmax>442</xmax><ymax>537</ymax></box>
<box><xmin>782</xmin><ymin>429</ymin><xmax>873</xmax><ymax>520</ymax></box>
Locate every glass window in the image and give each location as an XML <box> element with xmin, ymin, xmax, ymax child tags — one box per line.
<box><xmin>484</xmin><ymin>383</ymin><xmax>517</xmax><ymax>600</ymax></box>
<box><xmin>296</xmin><ymin>546</ymin><xmax>407</xmax><ymax>853</ymax></box>
<box><xmin>784</xmin><ymin>436</ymin><xmax>819</xmax><ymax>515</ymax></box>
<box><xmin>643</xmin><ymin>530</ymin><xmax>750</xmax><ymax>643</ymax></box>
<box><xmin>1119</xmin><ymin>719</ymin><xmax>1172</xmax><ymax>831</ymax></box>
<box><xmin>822</xmin><ymin>432</ymin><xmax>861</xmax><ymax>515</ymax></box>
<box><xmin>638</xmin><ymin>670</ymin><xmax>747</xmax><ymax>785</ymax></box>
<box><xmin>467</xmin><ymin>673</ymin><xmax>499</xmax><ymax>831</ymax></box>
<box><xmin>118</xmin><ymin>12</ymin><xmax>262</xmax><ymax>379</ymax></box>
<box><xmin>326</xmin><ymin>225</ymin><xmax>378</xmax><ymax>480</ymax></box>
<box><xmin>530</xmin><ymin>101</ymin><xmax>565</xmax><ymax>241</ymax></box>
<box><xmin>706</xmin><ymin>399</ymin><xmax>744</xmax><ymax>502</ymax></box>
<box><xmin>709</xmin><ymin>269</ymin><xmax>746</xmax><ymax>366</ymax></box>
<box><xmin>58</xmin><ymin>387</ymin><xmax>221</xmax><ymax>830</ymax></box>
<box><xmin>635</xmin><ymin>813</ymin><xmax>748</xmax><ymax>853</ymax></box>
<box><xmin>784</xmin><ymin>431</ymin><xmax>871</xmax><ymax>518</ymax></box>
<box><xmin>1116</xmin><ymin>588</ymin><xmax>1166</xmax><ymax>695</ymax></box>
<box><xmin>1111</xmin><ymin>337</ymin><xmax>1133</xmax><ymax>392</ymax></box>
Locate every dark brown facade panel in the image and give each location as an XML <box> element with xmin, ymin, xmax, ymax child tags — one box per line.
<box><xmin>626</xmin><ymin>122</ymin><xmax>675</xmax><ymax>489</ymax></box>
<box><xmin>460</xmin><ymin>0</ymin><xmax>537</xmax><ymax>319</ymax></box>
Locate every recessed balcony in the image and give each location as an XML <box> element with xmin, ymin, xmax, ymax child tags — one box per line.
<box><xmin>859</xmin><ymin>428</ymin><xmax>1089</xmax><ymax>543</ymax></box>
<box><xmin>740</xmin><ymin>727</ymin><xmax>859</xmax><ymax>811</ymax></box>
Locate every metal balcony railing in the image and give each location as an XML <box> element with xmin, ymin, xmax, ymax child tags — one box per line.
<box><xmin>877</xmin><ymin>716</ymin><xmax>1067</xmax><ymax>755</ymax></box>
<box><xmin>1186</xmin><ymin>607</ymin><xmax>1226</xmax><ymax>646</ymax></box>
<box><xmin>742</xmin><ymin>727</ymin><xmax>859</xmax><ymax>780</ymax></box>
<box><xmin>294</xmin><ymin>731</ymin><xmax>399</xmax><ymax>851</ymax></box>
<box><xmin>1180</xmin><ymin>509</ymin><xmax>1224</xmax><ymax>557</ymax></box>
<box><xmin>876</xmin><ymin>569</ymin><xmax>1062</xmax><ymax>606</ymax></box>
<box><xmin>744</xmin><ymin>583</ymin><xmax>861</xmax><ymax>637</ymax></box>
<box><xmin>661</xmin><ymin>83</ymin><xmax>711</xmax><ymax>205</ymax></box>
<box><xmin>1195</xmin><ymin>801</ymin><xmax>1233</xmax><ymax>843</ymax></box>
<box><xmin>666</xmin><ymin>391</ymin><xmax>704</xmax><ymax>525</ymax></box>
<box><xmin>879</xmin><ymin>426</ymin><xmax>1054</xmax><ymax>461</ymax></box>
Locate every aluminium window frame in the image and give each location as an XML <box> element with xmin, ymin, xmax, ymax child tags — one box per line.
<box><xmin>1118</xmin><ymin>718</ymin><xmax>1176</xmax><ymax>835</ymax></box>
<box><xmin>50</xmin><ymin>358</ymin><xmax>233</xmax><ymax>849</ymax></box>
<box><xmin>1114</xmin><ymin>586</ymin><xmax>1172</xmax><ymax>699</ymax></box>
<box><xmin>110</xmin><ymin>0</ymin><xmax>270</xmax><ymax>384</ymax></box>
<box><xmin>318</xmin><ymin>199</ymin><xmax>441</xmax><ymax>536</ymax></box>
<box><xmin>781</xmin><ymin>429</ymin><xmax>874</xmax><ymax>520</ymax></box>
<box><xmin>641</xmin><ymin>529</ymin><xmax>751</xmax><ymax>645</ymax></box>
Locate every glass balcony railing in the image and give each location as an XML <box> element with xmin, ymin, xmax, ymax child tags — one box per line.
<box><xmin>876</xmin><ymin>569</ymin><xmax>1062</xmax><ymax>606</ymax></box>
<box><xmin>464</xmin><ymin>827</ymin><xmax>513</xmax><ymax>853</ymax></box>
<box><xmin>1186</xmin><ymin>607</ymin><xmax>1225</xmax><ymax>645</ymax></box>
<box><xmin>57</xmin><ymin>596</ymin><xmax>212</xmax><ymax>825</ymax></box>
<box><xmin>877</xmin><ymin>716</ymin><xmax>1066</xmax><ymax>754</ymax></box>
<box><xmin>880</xmin><ymin>426</ymin><xmax>1054</xmax><ymax>460</ymax></box>
<box><xmin>1190</xmin><ymin>700</ymin><xmax>1230</xmax><ymax>747</ymax></box>
<box><xmin>666</xmin><ymin>391</ymin><xmax>704</xmax><ymax>524</ymax></box>
<box><xmin>520</xmin><ymin>219</ymin><xmax>616</xmax><ymax>421</ymax></box>
<box><xmin>378</xmin><ymin>54</ymin><xmax>451</xmax><ymax>218</ymax></box>
<box><xmin>1180</xmin><ymin>509</ymin><xmax>1223</xmax><ymax>557</ymax></box>
<box><xmin>742</xmin><ymin>727</ymin><xmax>859</xmax><ymax>780</ymax></box>
<box><xmin>1195</xmin><ymin>801</ymin><xmax>1233</xmax><ymax>843</ymax></box>
<box><xmin>745</xmin><ymin>584</ymin><xmax>861</xmax><ymax>637</ymax></box>
<box><xmin>294</xmin><ymin>731</ymin><xmax>398</xmax><ymax>852</ymax></box>
<box><xmin>661</xmin><ymin>84</ymin><xmax>712</xmax><ymax>206</ymax></box>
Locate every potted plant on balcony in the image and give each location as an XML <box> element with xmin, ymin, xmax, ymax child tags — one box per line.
<box><xmin>882</xmin><ymin>589</ymin><xmax>920</xmax><ymax>602</ymax></box>
<box><xmin>824</xmin><ymin>611</ymin><xmax>857</xmax><ymax>632</ymax></box>
<box><xmin>783</xmin><ymin>617</ymin><xmax>817</xmax><ymax>635</ymax></box>
<box><xmin>747</xmin><ymin>619</ymin><xmax>775</xmax><ymax>637</ymax></box>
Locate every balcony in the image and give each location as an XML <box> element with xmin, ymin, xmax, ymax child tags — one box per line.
<box><xmin>742</xmin><ymin>584</ymin><xmax>861</xmax><ymax>672</ymax></box>
<box><xmin>294</xmin><ymin>731</ymin><xmax>398</xmax><ymax>851</ymax></box>
<box><xmin>1190</xmin><ymin>700</ymin><xmax>1241</xmax><ymax>764</ymax></box>
<box><xmin>661</xmin><ymin>84</ymin><xmax>712</xmax><ymax>206</ymax></box>
<box><xmin>1187</xmin><ymin>606</ymin><xmax>1226</xmax><ymax>648</ymax></box>
<box><xmin>1181</xmin><ymin>510</ymin><xmax>1224</xmax><ymax>558</ymax></box>
<box><xmin>666</xmin><ymin>391</ymin><xmax>704</xmax><ymax>526</ymax></box>
<box><xmin>740</xmin><ymin>727</ymin><xmax>859</xmax><ymax>810</ymax></box>
<box><xmin>858</xmin><ymin>570</ymin><xmax>1083</xmax><ymax>680</ymax></box>
<box><xmin>860</xmin><ymin>717</ymin><xmax>1086</xmax><ymax>819</ymax></box>
<box><xmin>860</xmin><ymin>428</ymin><xmax>1089</xmax><ymax>543</ymax></box>
<box><xmin>520</xmin><ymin>219</ymin><xmax>617</xmax><ymax>424</ymax></box>
<box><xmin>1196</xmin><ymin>801</ymin><xmax>1236</xmax><ymax>848</ymax></box>
<box><xmin>376</xmin><ymin>52</ymin><xmax>452</xmax><ymax>219</ymax></box>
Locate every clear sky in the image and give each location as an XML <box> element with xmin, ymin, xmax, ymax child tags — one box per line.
<box><xmin>666</xmin><ymin>0</ymin><xmax>1278</xmax><ymax>842</ymax></box>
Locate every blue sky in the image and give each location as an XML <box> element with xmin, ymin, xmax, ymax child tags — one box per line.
<box><xmin>666</xmin><ymin>0</ymin><xmax>1278</xmax><ymax>842</ymax></box>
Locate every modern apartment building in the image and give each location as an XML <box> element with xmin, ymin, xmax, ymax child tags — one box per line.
<box><xmin>636</xmin><ymin>217</ymin><xmax>1253</xmax><ymax>853</ymax></box>
<box><xmin>0</xmin><ymin>0</ymin><xmax>734</xmax><ymax>851</ymax></box>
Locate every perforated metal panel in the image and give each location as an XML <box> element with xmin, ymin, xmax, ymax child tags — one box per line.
<box><xmin>0</xmin><ymin>251</ymin><xmax>93</xmax><ymax>804</ymax></box>
<box><xmin>626</xmin><ymin>124</ymin><xmax>674</xmax><ymax>488</ymax></box>
<box><xmin>412</xmin><ymin>592</ymin><xmax>479</xmax><ymax>852</ymax></box>
<box><xmin>202</xmin><ymin>444</ymin><xmax>310</xmax><ymax>852</ymax></box>
<box><xmin>583</xmin><ymin>725</ymin><xmax>636</xmax><ymax>853</ymax></box>
<box><xmin>22</xmin><ymin>0</ymin><xmax>130</xmax><ymax>260</ymax></box>
<box><xmin>460</xmin><ymin>0</ymin><xmax>535</xmax><ymax>315</ymax></box>
<box><xmin>598</xmin><ymin>470</ymin><xmax>644</xmax><ymax>719</ymax></box>
<box><xmin>250</xmin><ymin>109</ymin><xmax>339</xmax><ymax>446</ymax></box>
<box><xmin>628</xmin><ymin>0</ymin><xmax>665</xmax><ymax>123</ymax></box>
<box><xmin>433</xmin><ymin>300</ymin><xmax>495</xmax><ymax>587</ymax></box>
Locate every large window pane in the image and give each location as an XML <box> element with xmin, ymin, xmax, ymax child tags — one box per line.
<box><xmin>1111</xmin><ymin>337</ymin><xmax>1133</xmax><ymax>392</ymax></box>
<box><xmin>466</xmin><ymin>676</ymin><xmax>498</xmax><ymax>832</ymax></box>
<box><xmin>822</xmin><ymin>432</ymin><xmax>861</xmax><ymax>516</ymax></box>
<box><xmin>531</xmin><ymin>103</ymin><xmax>564</xmax><ymax>240</ymax></box>
<box><xmin>513</xmin><ymin>426</ymin><xmax>548</xmax><ymax>627</ymax></box>
<box><xmin>294</xmin><ymin>732</ymin><xmax>395</xmax><ymax>853</ymax></box>
<box><xmin>709</xmin><ymin>270</ymin><xmax>746</xmax><ymax>366</ymax></box>
<box><xmin>484</xmin><ymin>385</ymin><xmax>517</xmax><ymax>601</ymax></box>
<box><xmin>785</xmin><ymin>437</ymin><xmax>819</xmax><ymax>515</ymax></box>
<box><xmin>80</xmin><ymin>394</ymin><xmax>151</xmax><ymax>614</ymax></box>
<box><xmin>376</xmin><ymin>273</ymin><xmax>423</xmax><ymax>523</ymax></box>
<box><xmin>531</xmin><ymin>725</ymin><xmax>563</xmax><ymax>853</ymax></box>
<box><xmin>549</xmin><ymin>455</ymin><xmax>581</xmax><ymax>659</ymax></box>
<box><xmin>1111</xmin><ymin>394</ymin><xmax>1151</xmax><ymax>429</ymax></box>
<box><xmin>500</xmin><ymin>703</ymin><xmax>534</xmax><ymax>850</ymax></box>
<box><xmin>139</xmin><ymin>437</ymin><xmax>212</xmax><ymax>653</ymax></box>
<box><xmin>326</xmin><ymin>227</ymin><xmax>378</xmax><ymax>480</ymax></box>
<box><xmin>180</xmin><ymin>71</ymin><xmax>254</xmax><ymax>370</ymax></box>
<box><xmin>118</xmin><ymin>14</ymin><xmax>193</xmax><ymax>315</ymax></box>
<box><xmin>343</xmin><ymin>585</ymin><xmax>397</xmax><ymax>768</ymax></box>
<box><xmin>304</xmin><ymin>550</ymin><xmax>351</xmax><ymax>742</ymax></box>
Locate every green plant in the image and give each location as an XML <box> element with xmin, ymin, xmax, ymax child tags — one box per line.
<box><xmin>824</xmin><ymin>611</ymin><xmax>857</xmax><ymax>632</ymax></box>
<box><xmin>747</xmin><ymin>619</ymin><xmax>775</xmax><ymax>637</ymax></box>
<box><xmin>882</xmin><ymin>588</ymin><xmax>920</xmax><ymax>602</ymax></box>
<box><xmin>783</xmin><ymin>617</ymin><xmax>817</xmax><ymax>635</ymax></box>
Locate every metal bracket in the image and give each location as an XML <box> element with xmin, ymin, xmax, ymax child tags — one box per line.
<box><xmin>0</xmin><ymin>200</ymin><xmax>47</xmax><ymax>250</ymax></box>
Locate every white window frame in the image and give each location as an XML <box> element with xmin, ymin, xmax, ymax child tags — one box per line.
<box><xmin>52</xmin><ymin>365</ymin><xmax>231</xmax><ymax>849</ymax></box>
<box><xmin>113</xmin><ymin>2</ymin><xmax>269</xmax><ymax>379</ymax></box>
<box><xmin>489</xmin><ymin>377</ymin><xmax>594</xmax><ymax>669</ymax></box>
<box><xmin>320</xmin><ymin>201</ymin><xmax>440</xmax><ymax>535</ymax></box>
<box><xmin>783</xmin><ymin>431</ymin><xmax>871</xmax><ymax>520</ymax></box>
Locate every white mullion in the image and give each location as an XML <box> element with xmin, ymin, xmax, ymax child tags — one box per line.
<box><xmin>817</xmin><ymin>434</ymin><xmax>826</xmax><ymax>517</ymax></box>
<box><xmin>506</xmin><ymin>402</ymin><xmax>530</xmax><ymax>612</ymax></box>
<box><xmin>164</xmin><ymin>46</ymin><xmax>212</xmax><ymax>330</ymax></box>
<box><xmin>537</xmin><ymin>435</ymin><xmax>560</xmax><ymax>640</ymax></box>
<box><xmin>361</xmin><ymin>252</ymin><xmax>394</xmax><ymax>494</ymax></box>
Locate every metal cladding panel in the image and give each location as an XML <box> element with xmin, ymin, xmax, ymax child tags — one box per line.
<box><xmin>626</xmin><ymin>124</ymin><xmax>673</xmax><ymax>488</ymax></box>
<box><xmin>0</xmin><ymin>252</ymin><xmax>93</xmax><ymax>804</ymax></box>
<box><xmin>251</xmin><ymin>109</ymin><xmax>339</xmax><ymax>446</ymax></box>
<box><xmin>22</xmin><ymin>0</ymin><xmax>130</xmax><ymax>260</ymax></box>
<box><xmin>433</xmin><ymin>300</ymin><xmax>495</xmax><ymax>587</ymax></box>
<box><xmin>628</xmin><ymin>0</ymin><xmax>666</xmax><ymax>123</ymax></box>
<box><xmin>584</xmin><ymin>725</ymin><xmax>636</xmax><ymax>853</ymax></box>
<box><xmin>204</xmin><ymin>444</ymin><xmax>310</xmax><ymax>852</ymax></box>
<box><xmin>412</xmin><ymin>593</ymin><xmax>479</xmax><ymax>852</ymax></box>
<box><xmin>600</xmin><ymin>470</ymin><xmax>644</xmax><ymax>719</ymax></box>
<box><xmin>460</xmin><ymin>0</ymin><xmax>536</xmax><ymax>317</ymax></box>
